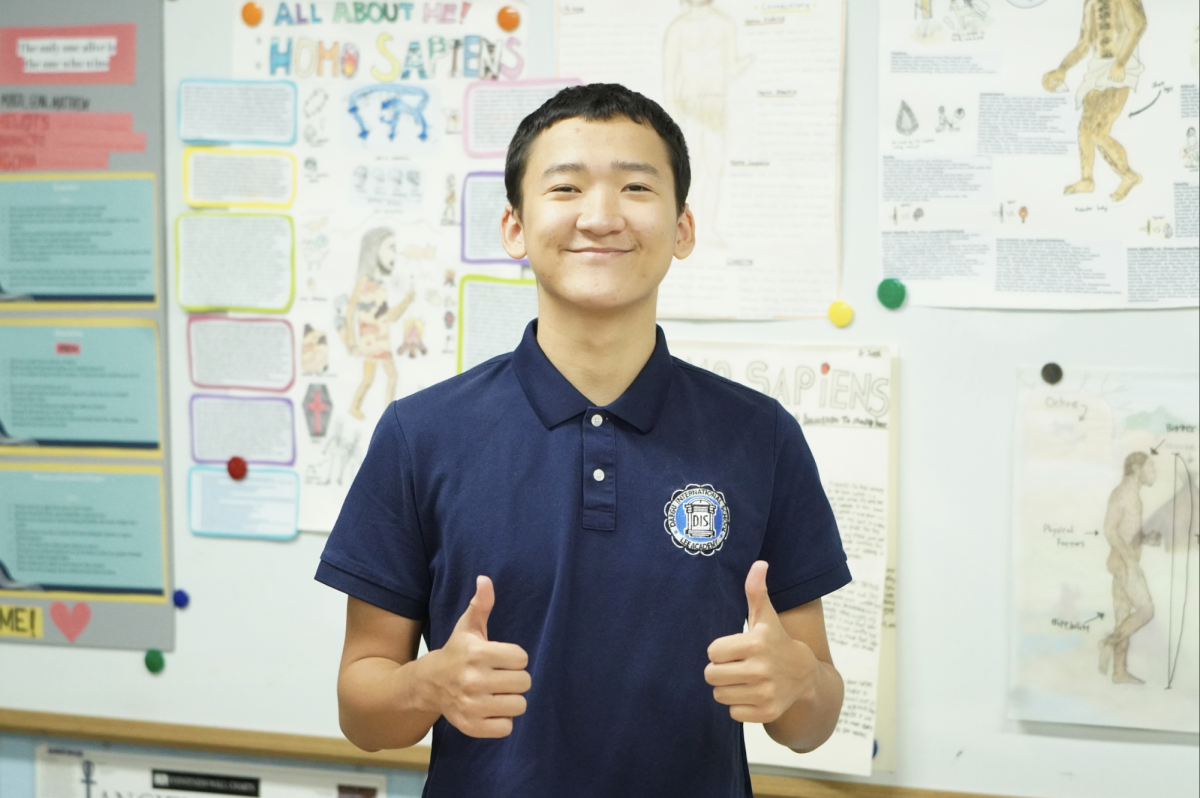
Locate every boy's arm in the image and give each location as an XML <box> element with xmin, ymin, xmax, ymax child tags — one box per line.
<box><xmin>764</xmin><ymin>599</ymin><xmax>844</xmax><ymax>753</ymax></box>
<box><xmin>337</xmin><ymin>596</ymin><xmax>438</xmax><ymax>751</ymax></box>
<box><xmin>338</xmin><ymin>577</ymin><xmax>532</xmax><ymax>752</ymax></box>
<box><xmin>706</xmin><ymin>562</ymin><xmax>844</xmax><ymax>754</ymax></box>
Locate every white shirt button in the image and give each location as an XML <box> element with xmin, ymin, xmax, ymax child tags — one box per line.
<box><xmin>593</xmin><ymin>468</ymin><xmax>605</xmax><ymax>482</ymax></box>
<box><xmin>591</xmin><ymin>414</ymin><xmax>603</xmax><ymax>427</ymax></box>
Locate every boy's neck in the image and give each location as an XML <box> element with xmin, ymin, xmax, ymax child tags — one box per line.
<box><xmin>535</xmin><ymin>291</ymin><xmax>659</xmax><ymax>407</ymax></box>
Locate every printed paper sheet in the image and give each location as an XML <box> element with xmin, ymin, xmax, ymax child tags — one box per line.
<box><xmin>879</xmin><ymin>1</ymin><xmax>1200</xmax><ymax>309</ymax></box>
<box><xmin>558</xmin><ymin>0</ymin><xmax>845</xmax><ymax>319</ymax></box>
<box><xmin>0</xmin><ymin>463</ymin><xmax>173</xmax><ymax>651</ymax></box>
<box><xmin>36</xmin><ymin>745</ymin><xmax>386</xmax><ymax>798</ymax></box>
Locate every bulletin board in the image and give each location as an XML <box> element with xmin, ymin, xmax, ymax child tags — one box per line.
<box><xmin>2</xmin><ymin>1</ymin><xmax>1198</xmax><ymax>798</ymax></box>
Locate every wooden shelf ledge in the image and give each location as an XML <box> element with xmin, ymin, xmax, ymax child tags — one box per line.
<box><xmin>0</xmin><ymin>709</ymin><xmax>997</xmax><ymax>798</ymax></box>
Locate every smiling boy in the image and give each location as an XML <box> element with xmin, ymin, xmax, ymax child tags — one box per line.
<box><xmin>317</xmin><ymin>84</ymin><xmax>850</xmax><ymax>797</ymax></box>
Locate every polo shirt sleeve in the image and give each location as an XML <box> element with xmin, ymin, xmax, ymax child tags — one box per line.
<box><xmin>757</xmin><ymin>402</ymin><xmax>852</xmax><ymax>613</ymax></box>
<box><xmin>314</xmin><ymin>403</ymin><xmax>430</xmax><ymax>620</ymax></box>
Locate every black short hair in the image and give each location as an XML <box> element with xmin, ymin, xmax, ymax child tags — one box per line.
<box><xmin>504</xmin><ymin>83</ymin><xmax>691</xmax><ymax>217</ymax></box>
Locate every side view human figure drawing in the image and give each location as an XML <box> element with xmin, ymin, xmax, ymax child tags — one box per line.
<box><xmin>1042</xmin><ymin>0</ymin><xmax>1147</xmax><ymax>202</ymax></box>
<box><xmin>342</xmin><ymin>227</ymin><xmax>415</xmax><ymax>420</ymax></box>
<box><xmin>1099</xmin><ymin>452</ymin><xmax>1162</xmax><ymax>684</ymax></box>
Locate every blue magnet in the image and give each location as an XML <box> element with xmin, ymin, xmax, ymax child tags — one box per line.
<box><xmin>173</xmin><ymin>589</ymin><xmax>190</xmax><ymax>609</ymax></box>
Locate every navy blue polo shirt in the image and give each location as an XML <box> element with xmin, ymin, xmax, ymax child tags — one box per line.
<box><xmin>316</xmin><ymin>321</ymin><xmax>850</xmax><ymax>798</ymax></box>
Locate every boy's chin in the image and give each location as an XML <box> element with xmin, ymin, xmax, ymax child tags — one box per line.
<box><xmin>545</xmin><ymin>284</ymin><xmax>656</xmax><ymax>315</ymax></box>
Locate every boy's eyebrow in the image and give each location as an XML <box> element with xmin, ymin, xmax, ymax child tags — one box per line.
<box><xmin>611</xmin><ymin>160</ymin><xmax>660</xmax><ymax>176</ymax></box>
<box><xmin>539</xmin><ymin>160</ymin><xmax>662</xmax><ymax>179</ymax></box>
<box><xmin>540</xmin><ymin>162</ymin><xmax>586</xmax><ymax>178</ymax></box>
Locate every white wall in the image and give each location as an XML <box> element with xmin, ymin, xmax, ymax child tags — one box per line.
<box><xmin>2</xmin><ymin>2</ymin><xmax>1196</xmax><ymax>797</ymax></box>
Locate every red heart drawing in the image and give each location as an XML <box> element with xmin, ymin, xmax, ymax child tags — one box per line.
<box><xmin>49</xmin><ymin>601</ymin><xmax>91</xmax><ymax>643</ymax></box>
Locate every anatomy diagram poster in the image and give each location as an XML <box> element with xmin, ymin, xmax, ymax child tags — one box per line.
<box><xmin>558</xmin><ymin>0</ymin><xmax>845</xmax><ymax>319</ymax></box>
<box><xmin>1011</xmin><ymin>369</ymin><xmax>1199</xmax><ymax>732</ymax></box>
<box><xmin>172</xmin><ymin>2</ymin><xmax>564</xmax><ymax>533</ymax></box>
<box><xmin>879</xmin><ymin>0</ymin><xmax>1199</xmax><ymax>309</ymax></box>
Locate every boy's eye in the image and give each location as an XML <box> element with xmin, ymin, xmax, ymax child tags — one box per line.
<box><xmin>550</xmin><ymin>185</ymin><xmax>578</xmax><ymax>193</ymax></box>
<box><xmin>626</xmin><ymin>184</ymin><xmax>650</xmax><ymax>192</ymax></box>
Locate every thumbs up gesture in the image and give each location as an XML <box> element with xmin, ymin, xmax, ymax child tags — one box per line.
<box><xmin>704</xmin><ymin>561</ymin><xmax>819</xmax><ymax>724</ymax></box>
<box><xmin>417</xmin><ymin>576</ymin><xmax>531</xmax><ymax>738</ymax></box>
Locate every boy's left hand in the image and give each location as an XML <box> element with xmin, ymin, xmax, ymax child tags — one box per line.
<box><xmin>704</xmin><ymin>561</ymin><xmax>819</xmax><ymax>724</ymax></box>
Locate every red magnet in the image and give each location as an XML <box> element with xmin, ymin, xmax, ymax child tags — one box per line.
<box><xmin>227</xmin><ymin>456</ymin><xmax>248</xmax><ymax>480</ymax></box>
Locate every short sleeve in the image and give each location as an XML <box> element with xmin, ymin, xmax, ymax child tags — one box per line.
<box><xmin>315</xmin><ymin>404</ymin><xmax>430</xmax><ymax>620</ymax></box>
<box><xmin>757</xmin><ymin>402</ymin><xmax>851</xmax><ymax>612</ymax></box>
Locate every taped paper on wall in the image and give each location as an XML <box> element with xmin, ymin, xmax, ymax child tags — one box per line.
<box><xmin>1011</xmin><ymin>369</ymin><xmax>1199</xmax><ymax>732</ymax></box>
<box><xmin>461</xmin><ymin>172</ymin><xmax>515</xmax><ymax>262</ymax></box>
<box><xmin>218</xmin><ymin>1</ymin><xmax>540</xmax><ymax>531</ymax></box>
<box><xmin>0</xmin><ymin>113</ymin><xmax>145</xmax><ymax>172</ymax></box>
<box><xmin>558</xmin><ymin>0</ymin><xmax>845</xmax><ymax>319</ymax></box>
<box><xmin>464</xmin><ymin>79</ymin><xmax>581</xmax><ymax>157</ymax></box>
<box><xmin>878</xmin><ymin>0</ymin><xmax>1200</xmax><ymax>309</ymax></box>
<box><xmin>0</xmin><ymin>174</ymin><xmax>156</xmax><ymax>304</ymax></box>
<box><xmin>176</xmin><ymin>213</ymin><xmax>294</xmax><ymax>312</ymax></box>
<box><xmin>457</xmin><ymin>276</ymin><xmax>538</xmax><ymax>372</ymax></box>
<box><xmin>0</xmin><ymin>464</ymin><xmax>166</xmax><ymax>598</ymax></box>
<box><xmin>187</xmin><ymin>316</ymin><xmax>295</xmax><ymax>392</ymax></box>
<box><xmin>183</xmin><ymin>147</ymin><xmax>296</xmax><ymax>207</ymax></box>
<box><xmin>189</xmin><ymin>466</ymin><xmax>300</xmax><ymax>540</ymax></box>
<box><xmin>178</xmin><ymin>79</ymin><xmax>297</xmax><ymax>144</ymax></box>
<box><xmin>189</xmin><ymin>394</ymin><xmax>296</xmax><ymax>465</ymax></box>
<box><xmin>0</xmin><ymin>319</ymin><xmax>160</xmax><ymax>453</ymax></box>
<box><xmin>36</xmin><ymin>745</ymin><xmax>386</xmax><ymax>798</ymax></box>
<box><xmin>0</xmin><ymin>24</ymin><xmax>137</xmax><ymax>85</ymax></box>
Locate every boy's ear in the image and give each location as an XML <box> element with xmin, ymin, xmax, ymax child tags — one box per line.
<box><xmin>501</xmin><ymin>204</ymin><xmax>527</xmax><ymax>260</ymax></box>
<box><xmin>673</xmin><ymin>203</ymin><xmax>696</xmax><ymax>261</ymax></box>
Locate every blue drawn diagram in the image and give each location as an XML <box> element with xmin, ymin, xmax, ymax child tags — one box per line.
<box><xmin>347</xmin><ymin>84</ymin><xmax>430</xmax><ymax>143</ymax></box>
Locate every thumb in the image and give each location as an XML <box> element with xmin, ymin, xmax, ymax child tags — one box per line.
<box><xmin>745</xmin><ymin>560</ymin><xmax>775</xmax><ymax>629</ymax></box>
<box><xmin>456</xmin><ymin>575</ymin><xmax>493</xmax><ymax>640</ymax></box>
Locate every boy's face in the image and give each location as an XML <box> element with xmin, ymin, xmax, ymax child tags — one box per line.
<box><xmin>501</xmin><ymin>116</ymin><xmax>695</xmax><ymax>315</ymax></box>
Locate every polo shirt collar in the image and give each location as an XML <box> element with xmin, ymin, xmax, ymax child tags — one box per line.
<box><xmin>512</xmin><ymin>320</ymin><xmax>674</xmax><ymax>434</ymax></box>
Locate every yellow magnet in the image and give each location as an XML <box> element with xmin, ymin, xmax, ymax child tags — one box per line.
<box><xmin>827</xmin><ymin>300</ymin><xmax>854</xmax><ymax>328</ymax></box>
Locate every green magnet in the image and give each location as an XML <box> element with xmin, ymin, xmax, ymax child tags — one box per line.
<box><xmin>145</xmin><ymin>649</ymin><xmax>165</xmax><ymax>674</ymax></box>
<box><xmin>877</xmin><ymin>278</ymin><xmax>906</xmax><ymax>309</ymax></box>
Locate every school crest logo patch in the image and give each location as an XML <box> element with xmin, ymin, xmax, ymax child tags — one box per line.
<box><xmin>664</xmin><ymin>484</ymin><xmax>730</xmax><ymax>556</ymax></box>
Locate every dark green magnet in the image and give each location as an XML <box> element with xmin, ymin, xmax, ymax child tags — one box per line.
<box><xmin>877</xmin><ymin>278</ymin><xmax>906</xmax><ymax>309</ymax></box>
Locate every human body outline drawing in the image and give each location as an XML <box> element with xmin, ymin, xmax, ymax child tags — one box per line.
<box><xmin>1099</xmin><ymin>451</ymin><xmax>1162</xmax><ymax>684</ymax></box>
<box><xmin>662</xmin><ymin>0</ymin><xmax>752</xmax><ymax>248</ymax></box>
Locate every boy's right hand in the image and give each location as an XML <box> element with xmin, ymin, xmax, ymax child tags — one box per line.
<box><xmin>416</xmin><ymin>575</ymin><xmax>531</xmax><ymax>738</ymax></box>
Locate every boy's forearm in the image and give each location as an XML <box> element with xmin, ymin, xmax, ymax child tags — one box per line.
<box><xmin>338</xmin><ymin>655</ymin><xmax>441</xmax><ymax>751</ymax></box>
<box><xmin>763</xmin><ymin>658</ymin><xmax>845</xmax><ymax>753</ymax></box>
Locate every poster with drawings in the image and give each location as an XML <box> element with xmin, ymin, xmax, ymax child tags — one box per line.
<box><xmin>1011</xmin><ymin>369</ymin><xmax>1199</xmax><ymax>732</ymax></box>
<box><xmin>175</xmin><ymin>2</ymin><xmax>568</xmax><ymax>533</ymax></box>
<box><xmin>879</xmin><ymin>0</ymin><xmax>1200</xmax><ymax>309</ymax></box>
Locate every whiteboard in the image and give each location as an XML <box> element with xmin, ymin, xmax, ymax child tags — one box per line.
<box><xmin>1</xmin><ymin>1</ymin><xmax>1196</xmax><ymax>797</ymax></box>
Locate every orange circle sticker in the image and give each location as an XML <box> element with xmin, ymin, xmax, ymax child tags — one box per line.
<box><xmin>497</xmin><ymin>6</ymin><xmax>521</xmax><ymax>32</ymax></box>
<box><xmin>241</xmin><ymin>2</ymin><xmax>264</xmax><ymax>27</ymax></box>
